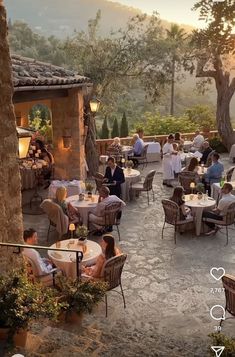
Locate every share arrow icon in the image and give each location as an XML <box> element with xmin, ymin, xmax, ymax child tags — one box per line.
<box><xmin>211</xmin><ymin>346</ymin><xmax>225</xmax><ymax>357</ymax></box>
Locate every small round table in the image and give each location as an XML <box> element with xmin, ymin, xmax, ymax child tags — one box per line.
<box><xmin>185</xmin><ymin>194</ymin><xmax>216</xmax><ymax>236</ymax></box>
<box><xmin>48</xmin><ymin>239</ymin><xmax>102</xmax><ymax>279</ymax></box>
<box><xmin>122</xmin><ymin>168</ymin><xmax>141</xmax><ymax>201</ymax></box>
<box><xmin>66</xmin><ymin>194</ymin><xmax>99</xmax><ymax>226</ymax></box>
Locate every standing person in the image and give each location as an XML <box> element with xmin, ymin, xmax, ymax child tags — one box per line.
<box><xmin>191</xmin><ymin>130</ymin><xmax>204</xmax><ymax>152</ymax></box>
<box><xmin>35</xmin><ymin>139</ymin><xmax>54</xmax><ymax>189</ymax></box>
<box><xmin>129</xmin><ymin>133</ymin><xmax>144</xmax><ymax>167</ymax></box>
<box><xmin>174</xmin><ymin>132</ymin><xmax>184</xmax><ymax>149</ymax></box>
<box><xmin>104</xmin><ymin>156</ymin><xmax>125</xmax><ymax>198</ymax></box>
<box><xmin>162</xmin><ymin>134</ymin><xmax>176</xmax><ymax>187</ymax></box>
<box><xmin>203</xmin><ymin>183</ymin><xmax>235</xmax><ymax>235</ymax></box>
<box><xmin>172</xmin><ymin>143</ymin><xmax>182</xmax><ymax>177</ymax></box>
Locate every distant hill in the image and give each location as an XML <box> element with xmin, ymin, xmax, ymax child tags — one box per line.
<box><xmin>4</xmin><ymin>0</ymin><xmax>194</xmax><ymax>38</ymax></box>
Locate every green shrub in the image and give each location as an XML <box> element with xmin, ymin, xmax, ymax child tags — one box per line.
<box><xmin>209</xmin><ymin>333</ymin><xmax>235</xmax><ymax>356</ymax></box>
<box><xmin>209</xmin><ymin>137</ymin><xmax>227</xmax><ymax>153</ymax></box>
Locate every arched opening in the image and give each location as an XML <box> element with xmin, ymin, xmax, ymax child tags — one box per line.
<box><xmin>28</xmin><ymin>103</ymin><xmax>53</xmax><ymax>144</ymax></box>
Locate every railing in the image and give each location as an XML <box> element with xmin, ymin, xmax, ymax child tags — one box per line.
<box><xmin>96</xmin><ymin>130</ymin><xmax>220</xmax><ymax>156</ymax></box>
<box><xmin>0</xmin><ymin>242</ymin><xmax>83</xmax><ymax>279</ymax></box>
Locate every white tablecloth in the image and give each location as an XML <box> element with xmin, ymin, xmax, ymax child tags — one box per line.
<box><xmin>121</xmin><ymin>168</ymin><xmax>141</xmax><ymax>201</ymax></box>
<box><xmin>229</xmin><ymin>144</ymin><xmax>235</xmax><ymax>160</ymax></box>
<box><xmin>183</xmin><ymin>141</ymin><xmax>193</xmax><ymax>150</ymax></box>
<box><xmin>66</xmin><ymin>194</ymin><xmax>99</xmax><ymax>226</ymax></box>
<box><xmin>48</xmin><ymin>180</ymin><xmax>82</xmax><ymax>199</ymax></box>
<box><xmin>185</xmin><ymin>194</ymin><xmax>216</xmax><ymax>236</ymax></box>
<box><xmin>48</xmin><ymin>239</ymin><xmax>102</xmax><ymax>279</ymax></box>
<box><xmin>145</xmin><ymin>142</ymin><xmax>161</xmax><ymax>162</ymax></box>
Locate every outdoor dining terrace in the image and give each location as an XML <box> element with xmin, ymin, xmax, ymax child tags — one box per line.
<box><xmin>18</xmin><ymin>153</ymin><xmax>235</xmax><ymax>357</ymax></box>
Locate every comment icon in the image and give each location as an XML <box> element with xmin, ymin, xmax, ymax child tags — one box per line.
<box><xmin>210</xmin><ymin>305</ymin><xmax>225</xmax><ymax>321</ymax></box>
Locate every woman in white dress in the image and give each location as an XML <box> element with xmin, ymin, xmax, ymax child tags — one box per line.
<box><xmin>162</xmin><ymin>134</ymin><xmax>177</xmax><ymax>187</ymax></box>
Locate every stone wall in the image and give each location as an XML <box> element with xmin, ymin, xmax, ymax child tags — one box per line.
<box><xmin>0</xmin><ymin>3</ymin><xmax>23</xmax><ymax>272</ymax></box>
<box><xmin>51</xmin><ymin>88</ymin><xmax>86</xmax><ymax>180</ymax></box>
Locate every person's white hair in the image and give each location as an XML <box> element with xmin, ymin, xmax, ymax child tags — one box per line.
<box><xmin>133</xmin><ymin>134</ymin><xmax>139</xmax><ymax>139</ymax></box>
<box><xmin>113</xmin><ymin>137</ymin><xmax>120</xmax><ymax>145</ymax></box>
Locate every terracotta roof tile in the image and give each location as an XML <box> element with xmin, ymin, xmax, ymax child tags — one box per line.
<box><xmin>12</xmin><ymin>54</ymin><xmax>91</xmax><ymax>89</ymax></box>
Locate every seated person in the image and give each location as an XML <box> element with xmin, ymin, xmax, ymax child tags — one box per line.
<box><xmin>35</xmin><ymin>139</ymin><xmax>54</xmax><ymax>188</ymax></box>
<box><xmin>174</xmin><ymin>132</ymin><xmax>184</xmax><ymax>149</ymax></box>
<box><xmin>204</xmin><ymin>152</ymin><xmax>224</xmax><ymax>185</ymax></box>
<box><xmin>89</xmin><ymin>186</ymin><xmax>126</xmax><ymax>234</ymax></box>
<box><xmin>128</xmin><ymin>133</ymin><xmax>144</xmax><ymax>167</ymax></box>
<box><xmin>83</xmin><ymin>234</ymin><xmax>121</xmax><ymax>278</ymax></box>
<box><xmin>172</xmin><ymin>143</ymin><xmax>182</xmax><ymax>177</ymax></box>
<box><xmin>200</xmin><ymin>141</ymin><xmax>212</xmax><ymax>165</ymax></box>
<box><xmin>170</xmin><ymin>186</ymin><xmax>192</xmax><ymax>221</ymax></box>
<box><xmin>107</xmin><ymin>137</ymin><xmax>122</xmax><ymax>160</ymax></box>
<box><xmin>55</xmin><ymin>186</ymin><xmax>81</xmax><ymax>225</ymax></box>
<box><xmin>203</xmin><ymin>183</ymin><xmax>235</xmax><ymax>235</ymax></box>
<box><xmin>187</xmin><ymin>157</ymin><xmax>199</xmax><ymax>173</ymax></box>
<box><xmin>23</xmin><ymin>228</ymin><xmax>55</xmax><ymax>281</ymax></box>
<box><xmin>104</xmin><ymin>156</ymin><xmax>125</xmax><ymax>198</ymax></box>
<box><xmin>190</xmin><ymin>130</ymin><xmax>204</xmax><ymax>152</ymax></box>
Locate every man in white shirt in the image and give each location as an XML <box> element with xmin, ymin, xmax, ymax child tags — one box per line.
<box><xmin>23</xmin><ymin>228</ymin><xmax>54</xmax><ymax>277</ymax></box>
<box><xmin>191</xmin><ymin>130</ymin><xmax>204</xmax><ymax>152</ymax></box>
<box><xmin>203</xmin><ymin>183</ymin><xmax>235</xmax><ymax>235</ymax></box>
<box><xmin>89</xmin><ymin>186</ymin><xmax>126</xmax><ymax>234</ymax></box>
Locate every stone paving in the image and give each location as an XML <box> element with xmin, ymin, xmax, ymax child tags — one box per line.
<box><xmin>8</xmin><ymin>156</ymin><xmax>235</xmax><ymax>357</ymax></box>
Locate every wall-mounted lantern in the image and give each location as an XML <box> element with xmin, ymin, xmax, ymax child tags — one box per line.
<box><xmin>62</xmin><ymin>130</ymin><xmax>72</xmax><ymax>149</ymax></box>
<box><xmin>89</xmin><ymin>97</ymin><xmax>101</xmax><ymax>113</ymax></box>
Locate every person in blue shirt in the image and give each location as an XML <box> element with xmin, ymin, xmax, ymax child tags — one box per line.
<box><xmin>129</xmin><ymin>134</ymin><xmax>144</xmax><ymax>167</ymax></box>
<box><xmin>204</xmin><ymin>152</ymin><xmax>224</xmax><ymax>195</ymax></box>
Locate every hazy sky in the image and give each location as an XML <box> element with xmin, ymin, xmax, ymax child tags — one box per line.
<box><xmin>109</xmin><ymin>0</ymin><xmax>201</xmax><ymax>27</ymax></box>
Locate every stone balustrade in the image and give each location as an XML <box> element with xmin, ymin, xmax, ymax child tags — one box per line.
<box><xmin>96</xmin><ymin>130</ymin><xmax>219</xmax><ymax>156</ymax></box>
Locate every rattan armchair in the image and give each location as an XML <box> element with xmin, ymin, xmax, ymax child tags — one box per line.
<box><xmin>23</xmin><ymin>255</ymin><xmax>59</xmax><ymax>287</ymax></box>
<box><xmin>130</xmin><ymin>170</ymin><xmax>156</xmax><ymax>205</ymax></box>
<box><xmin>93</xmin><ymin>172</ymin><xmax>105</xmax><ymax>193</ymax></box>
<box><xmin>178</xmin><ymin>171</ymin><xmax>198</xmax><ymax>194</ymax></box>
<box><xmin>226</xmin><ymin>166</ymin><xmax>235</xmax><ymax>182</ymax></box>
<box><xmin>131</xmin><ymin>144</ymin><xmax>149</xmax><ymax>169</ymax></box>
<box><xmin>101</xmin><ymin>253</ymin><xmax>127</xmax><ymax>317</ymax></box>
<box><xmin>202</xmin><ymin>202</ymin><xmax>235</xmax><ymax>245</ymax></box>
<box><xmin>161</xmin><ymin>199</ymin><xmax>194</xmax><ymax>244</ymax></box>
<box><xmin>220</xmin><ymin>274</ymin><xmax>235</xmax><ymax>327</ymax></box>
<box><xmin>88</xmin><ymin>202</ymin><xmax>122</xmax><ymax>240</ymax></box>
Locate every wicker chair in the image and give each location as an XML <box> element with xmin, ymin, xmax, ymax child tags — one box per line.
<box><xmin>23</xmin><ymin>255</ymin><xmax>58</xmax><ymax>287</ymax></box>
<box><xmin>220</xmin><ymin>274</ymin><xmax>235</xmax><ymax>327</ymax></box>
<box><xmin>205</xmin><ymin>150</ymin><xmax>215</xmax><ymax>167</ymax></box>
<box><xmin>101</xmin><ymin>253</ymin><xmax>127</xmax><ymax>317</ymax></box>
<box><xmin>202</xmin><ymin>202</ymin><xmax>235</xmax><ymax>245</ymax></box>
<box><xmin>131</xmin><ymin>144</ymin><xmax>149</xmax><ymax>169</ymax></box>
<box><xmin>226</xmin><ymin>166</ymin><xmax>235</xmax><ymax>182</ymax></box>
<box><xmin>161</xmin><ymin>199</ymin><xmax>194</xmax><ymax>244</ymax></box>
<box><xmin>88</xmin><ymin>202</ymin><xmax>122</xmax><ymax>240</ymax></box>
<box><xmin>130</xmin><ymin>170</ymin><xmax>156</xmax><ymax>205</ymax></box>
<box><xmin>178</xmin><ymin>171</ymin><xmax>198</xmax><ymax>194</ymax></box>
<box><xmin>93</xmin><ymin>172</ymin><xmax>105</xmax><ymax>193</ymax></box>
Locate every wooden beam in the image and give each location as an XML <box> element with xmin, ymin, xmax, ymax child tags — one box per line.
<box><xmin>13</xmin><ymin>89</ymin><xmax>69</xmax><ymax>103</ymax></box>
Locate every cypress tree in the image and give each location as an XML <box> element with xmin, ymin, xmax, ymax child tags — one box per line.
<box><xmin>100</xmin><ymin>116</ymin><xmax>109</xmax><ymax>139</ymax></box>
<box><xmin>111</xmin><ymin>117</ymin><xmax>119</xmax><ymax>138</ymax></box>
<box><xmin>120</xmin><ymin>111</ymin><xmax>129</xmax><ymax>137</ymax></box>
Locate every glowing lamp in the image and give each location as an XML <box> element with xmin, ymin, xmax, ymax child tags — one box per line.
<box><xmin>89</xmin><ymin>97</ymin><xmax>100</xmax><ymax>113</ymax></box>
<box><xmin>18</xmin><ymin>137</ymin><xmax>31</xmax><ymax>159</ymax></box>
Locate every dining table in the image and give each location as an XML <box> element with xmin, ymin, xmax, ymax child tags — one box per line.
<box><xmin>185</xmin><ymin>194</ymin><xmax>216</xmax><ymax>236</ymax></box>
<box><xmin>183</xmin><ymin>141</ymin><xmax>193</xmax><ymax>151</ymax></box>
<box><xmin>121</xmin><ymin>168</ymin><xmax>141</xmax><ymax>201</ymax></box>
<box><xmin>48</xmin><ymin>239</ymin><xmax>102</xmax><ymax>279</ymax></box>
<box><xmin>65</xmin><ymin>194</ymin><xmax>99</xmax><ymax>226</ymax></box>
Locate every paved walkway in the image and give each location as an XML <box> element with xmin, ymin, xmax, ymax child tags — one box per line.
<box><xmin>11</xmin><ymin>156</ymin><xmax>235</xmax><ymax>357</ymax></box>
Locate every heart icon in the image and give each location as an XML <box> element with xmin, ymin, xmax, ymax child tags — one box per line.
<box><xmin>210</xmin><ymin>267</ymin><xmax>225</xmax><ymax>281</ymax></box>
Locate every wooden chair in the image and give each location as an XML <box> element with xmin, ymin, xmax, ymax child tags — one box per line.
<box><xmin>161</xmin><ymin>199</ymin><xmax>194</xmax><ymax>244</ymax></box>
<box><xmin>220</xmin><ymin>274</ymin><xmax>235</xmax><ymax>327</ymax></box>
<box><xmin>88</xmin><ymin>202</ymin><xmax>122</xmax><ymax>240</ymax></box>
<box><xmin>131</xmin><ymin>144</ymin><xmax>149</xmax><ymax>169</ymax></box>
<box><xmin>130</xmin><ymin>170</ymin><xmax>156</xmax><ymax>205</ymax></box>
<box><xmin>226</xmin><ymin>166</ymin><xmax>235</xmax><ymax>182</ymax></box>
<box><xmin>23</xmin><ymin>255</ymin><xmax>58</xmax><ymax>287</ymax></box>
<box><xmin>101</xmin><ymin>254</ymin><xmax>127</xmax><ymax>317</ymax></box>
<box><xmin>202</xmin><ymin>202</ymin><xmax>235</xmax><ymax>245</ymax></box>
<box><xmin>40</xmin><ymin>199</ymin><xmax>69</xmax><ymax>241</ymax></box>
<box><xmin>178</xmin><ymin>171</ymin><xmax>198</xmax><ymax>194</ymax></box>
<box><xmin>93</xmin><ymin>172</ymin><xmax>104</xmax><ymax>193</ymax></box>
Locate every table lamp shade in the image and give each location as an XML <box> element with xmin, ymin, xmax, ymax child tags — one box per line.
<box><xmin>18</xmin><ymin>137</ymin><xmax>31</xmax><ymax>159</ymax></box>
<box><xmin>69</xmin><ymin>223</ymin><xmax>75</xmax><ymax>231</ymax></box>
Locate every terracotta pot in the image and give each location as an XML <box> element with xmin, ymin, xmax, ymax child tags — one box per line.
<box><xmin>0</xmin><ymin>327</ymin><xmax>27</xmax><ymax>347</ymax></box>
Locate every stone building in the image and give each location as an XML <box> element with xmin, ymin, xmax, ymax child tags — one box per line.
<box><xmin>12</xmin><ymin>54</ymin><xmax>93</xmax><ymax>180</ymax></box>
<box><xmin>0</xmin><ymin>3</ymin><xmax>23</xmax><ymax>272</ymax></box>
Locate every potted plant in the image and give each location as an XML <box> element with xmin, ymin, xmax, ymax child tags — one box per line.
<box><xmin>196</xmin><ymin>183</ymin><xmax>205</xmax><ymax>199</ymax></box>
<box><xmin>56</xmin><ymin>276</ymin><xmax>107</xmax><ymax>323</ymax></box>
<box><xmin>85</xmin><ymin>182</ymin><xmax>94</xmax><ymax>198</ymax></box>
<box><xmin>0</xmin><ymin>270</ymin><xmax>62</xmax><ymax>347</ymax></box>
<box><xmin>75</xmin><ymin>225</ymin><xmax>89</xmax><ymax>244</ymax></box>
